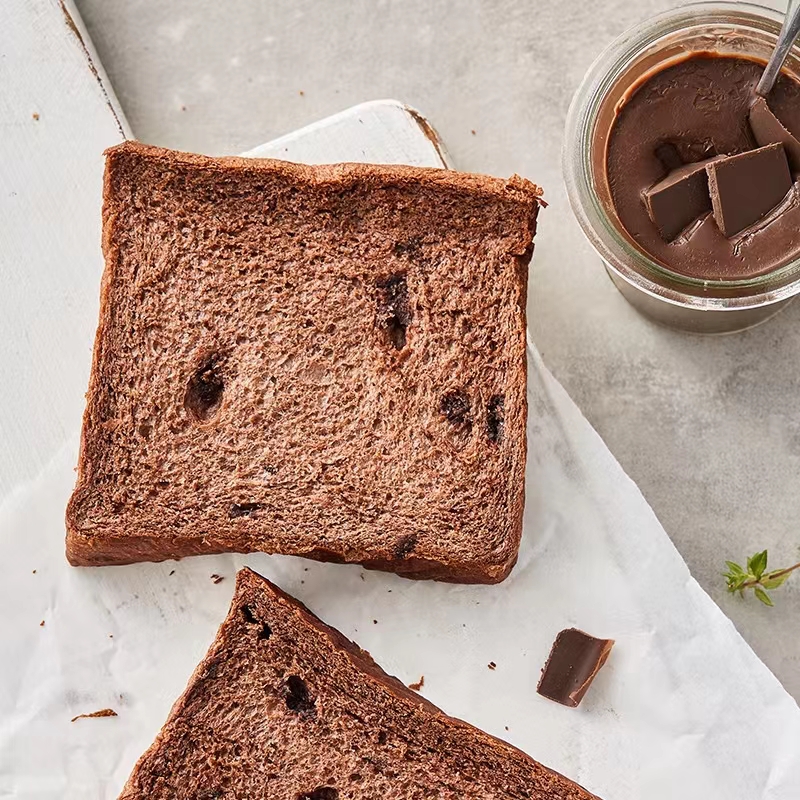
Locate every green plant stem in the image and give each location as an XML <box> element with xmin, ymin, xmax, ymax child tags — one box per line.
<box><xmin>740</xmin><ymin>561</ymin><xmax>800</xmax><ymax>590</ymax></box>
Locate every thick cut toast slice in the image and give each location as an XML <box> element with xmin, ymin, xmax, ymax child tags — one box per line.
<box><xmin>119</xmin><ymin>568</ymin><xmax>599</xmax><ymax>799</ymax></box>
<box><xmin>66</xmin><ymin>142</ymin><xmax>540</xmax><ymax>582</ymax></box>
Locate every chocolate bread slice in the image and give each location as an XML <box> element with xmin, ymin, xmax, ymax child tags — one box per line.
<box><xmin>66</xmin><ymin>142</ymin><xmax>540</xmax><ymax>582</ymax></box>
<box><xmin>119</xmin><ymin>568</ymin><xmax>599</xmax><ymax>799</ymax></box>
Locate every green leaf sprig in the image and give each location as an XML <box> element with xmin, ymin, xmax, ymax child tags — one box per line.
<box><xmin>723</xmin><ymin>550</ymin><xmax>800</xmax><ymax>607</ymax></box>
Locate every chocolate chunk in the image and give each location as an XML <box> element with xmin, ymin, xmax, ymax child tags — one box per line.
<box><xmin>706</xmin><ymin>143</ymin><xmax>792</xmax><ymax>237</ymax></box>
<box><xmin>749</xmin><ymin>97</ymin><xmax>800</xmax><ymax>175</ymax></box>
<box><xmin>642</xmin><ymin>157</ymin><xmax>720</xmax><ymax>241</ymax></box>
<box><xmin>536</xmin><ymin>628</ymin><xmax>614</xmax><ymax>708</ymax></box>
<box><xmin>229</xmin><ymin>502</ymin><xmax>263</xmax><ymax>518</ymax></box>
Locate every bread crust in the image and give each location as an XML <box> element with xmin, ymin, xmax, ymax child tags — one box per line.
<box><xmin>66</xmin><ymin>142</ymin><xmax>541</xmax><ymax>583</ymax></box>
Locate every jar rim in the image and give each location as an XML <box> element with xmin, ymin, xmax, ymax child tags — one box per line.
<box><xmin>563</xmin><ymin>1</ymin><xmax>800</xmax><ymax>310</ymax></box>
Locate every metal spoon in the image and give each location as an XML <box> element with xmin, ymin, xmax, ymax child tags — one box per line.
<box><xmin>756</xmin><ymin>0</ymin><xmax>800</xmax><ymax>96</ymax></box>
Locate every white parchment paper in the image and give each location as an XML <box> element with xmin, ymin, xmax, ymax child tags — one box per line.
<box><xmin>2</xmin><ymin>3</ymin><xmax>799</xmax><ymax>795</ymax></box>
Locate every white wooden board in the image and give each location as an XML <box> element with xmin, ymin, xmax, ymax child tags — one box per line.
<box><xmin>0</xmin><ymin>0</ymin><xmax>129</xmax><ymax>501</ymax></box>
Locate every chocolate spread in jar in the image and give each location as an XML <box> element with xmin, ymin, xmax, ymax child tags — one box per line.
<box><xmin>606</xmin><ymin>54</ymin><xmax>800</xmax><ymax>281</ymax></box>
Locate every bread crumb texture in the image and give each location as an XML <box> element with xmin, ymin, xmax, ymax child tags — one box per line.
<box><xmin>66</xmin><ymin>142</ymin><xmax>541</xmax><ymax>583</ymax></box>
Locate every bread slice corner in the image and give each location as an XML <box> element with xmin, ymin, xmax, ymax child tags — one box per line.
<box><xmin>118</xmin><ymin>567</ymin><xmax>600</xmax><ymax>799</ymax></box>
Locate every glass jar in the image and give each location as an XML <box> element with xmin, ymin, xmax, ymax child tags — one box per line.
<box><xmin>564</xmin><ymin>2</ymin><xmax>800</xmax><ymax>333</ymax></box>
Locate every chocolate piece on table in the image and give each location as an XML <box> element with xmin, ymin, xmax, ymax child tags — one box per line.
<box><xmin>642</xmin><ymin>157</ymin><xmax>719</xmax><ymax>241</ymax></box>
<box><xmin>537</xmin><ymin>628</ymin><xmax>614</xmax><ymax>708</ymax></box>
<box><xmin>706</xmin><ymin>143</ymin><xmax>792</xmax><ymax>238</ymax></box>
<box><xmin>749</xmin><ymin>96</ymin><xmax>800</xmax><ymax>175</ymax></box>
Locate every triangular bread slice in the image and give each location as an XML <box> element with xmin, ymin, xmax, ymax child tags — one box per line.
<box><xmin>66</xmin><ymin>142</ymin><xmax>541</xmax><ymax>583</ymax></box>
<box><xmin>119</xmin><ymin>568</ymin><xmax>600</xmax><ymax>799</ymax></box>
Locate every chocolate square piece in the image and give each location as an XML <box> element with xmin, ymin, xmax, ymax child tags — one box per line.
<box><xmin>706</xmin><ymin>143</ymin><xmax>792</xmax><ymax>237</ymax></box>
<box><xmin>749</xmin><ymin>97</ymin><xmax>800</xmax><ymax>175</ymax></box>
<box><xmin>537</xmin><ymin>628</ymin><xmax>614</xmax><ymax>708</ymax></box>
<box><xmin>643</xmin><ymin>157</ymin><xmax>720</xmax><ymax>241</ymax></box>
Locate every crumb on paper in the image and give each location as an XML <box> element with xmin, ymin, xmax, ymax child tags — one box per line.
<box><xmin>210</xmin><ymin>574</ymin><xmax>224</xmax><ymax>584</ymax></box>
<box><xmin>300</xmin><ymin>580</ymin><xmax>305</xmax><ymax>585</ymax></box>
<box><xmin>505</xmin><ymin>725</ymin><xmax>509</xmax><ymax>731</ymax></box>
<box><xmin>169</xmin><ymin>569</ymin><xmax>175</xmax><ymax>576</ymax></box>
<box><xmin>32</xmin><ymin>112</ymin><xmax>40</xmax><ymax>121</ymax></box>
<box><xmin>408</xmin><ymin>675</ymin><xmax>425</xmax><ymax>691</ymax></box>
<box><xmin>299</xmin><ymin>90</ymin><xmax>305</xmax><ymax>96</ymax></box>
<box><xmin>39</xmin><ymin>620</ymin><xmax>45</xmax><ymax>627</ymax></box>
<box><xmin>488</xmin><ymin>661</ymin><xmax>497</xmax><ymax>670</ymax></box>
<box><xmin>373</xmin><ymin>619</ymin><xmax>378</xmax><ymax>625</ymax></box>
<box><xmin>470</xmin><ymin>129</ymin><xmax>476</xmax><ymax>135</ymax></box>
<box><xmin>360</xmin><ymin>573</ymin><xmax>365</xmax><ymax>581</ymax></box>
<box><xmin>108</xmin><ymin>634</ymin><xmax>113</xmax><ymax>638</ymax></box>
<box><xmin>71</xmin><ymin>708</ymin><xmax>118</xmax><ymax>723</ymax></box>
<box><xmin>181</xmin><ymin>105</ymin><xmax>187</xmax><ymax>112</ymax></box>
<box><xmin>32</xmin><ymin>569</ymin><xmax>37</xmax><ymax>574</ymax></box>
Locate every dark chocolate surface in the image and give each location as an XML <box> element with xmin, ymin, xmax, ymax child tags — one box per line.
<box><xmin>707</xmin><ymin>144</ymin><xmax>792</xmax><ymax>237</ymax></box>
<box><xmin>537</xmin><ymin>628</ymin><xmax>614</xmax><ymax>708</ymax></box>
<box><xmin>607</xmin><ymin>55</ymin><xmax>800</xmax><ymax>280</ymax></box>
<box><xmin>750</xmin><ymin>96</ymin><xmax>800</xmax><ymax>174</ymax></box>
<box><xmin>643</xmin><ymin>157</ymin><xmax>718</xmax><ymax>241</ymax></box>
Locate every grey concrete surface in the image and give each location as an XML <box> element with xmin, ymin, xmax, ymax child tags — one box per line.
<box><xmin>75</xmin><ymin>0</ymin><xmax>800</xmax><ymax>701</ymax></box>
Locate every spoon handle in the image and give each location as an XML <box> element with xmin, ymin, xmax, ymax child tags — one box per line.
<box><xmin>756</xmin><ymin>1</ymin><xmax>800</xmax><ymax>96</ymax></box>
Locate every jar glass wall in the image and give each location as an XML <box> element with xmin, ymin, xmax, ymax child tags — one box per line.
<box><xmin>564</xmin><ymin>2</ymin><xmax>800</xmax><ymax>333</ymax></box>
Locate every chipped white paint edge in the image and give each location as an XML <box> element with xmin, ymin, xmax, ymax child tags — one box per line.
<box><xmin>58</xmin><ymin>0</ymin><xmax>132</xmax><ymax>139</ymax></box>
